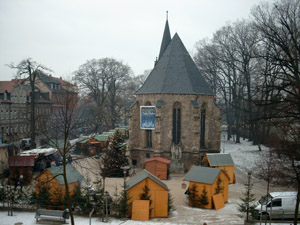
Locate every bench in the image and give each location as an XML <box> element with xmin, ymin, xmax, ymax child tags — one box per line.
<box><xmin>35</xmin><ymin>209</ymin><xmax>69</xmax><ymax>223</ymax></box>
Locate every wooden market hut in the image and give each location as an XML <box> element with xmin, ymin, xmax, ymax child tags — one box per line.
<box><xmin>202</xmin><ymin>153</ymin><xmax>236</xmax><ymax>184</ymax></box>
<box><xmin>126</xmin><ymin>169</ymin><xmax>169</xmax><ymax>219</ymax></box>
<box><xmin>183</xmin><ymin>166</ymin><xmax>229</xmax><ymax>210</ymax></box>
<box><xmin>145</xmin><ymin>157</ymin><xmax>170</xmax><ymax>180</ymax></box>
<box><xmin>94</xmin><ymin>134</ymin><xmax>111</xmax><ymax>150</ymax></box>
<box><xmin>35</xmin><ymin>164</ymin><xmax>84</xmax><ymax>201</ymax></box>
<box><xmin>8</xmin><ymin>155</ymin><xmax>35</xmax><ymax>185</ymax></box>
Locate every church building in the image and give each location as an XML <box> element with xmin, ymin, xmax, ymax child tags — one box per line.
<box><xmin>128</xmin><ymin>18</ymin><xmax>221</xmax><ymax>173</ymax></box>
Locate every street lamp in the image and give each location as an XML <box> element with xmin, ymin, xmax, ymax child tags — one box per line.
<box><xmin>121</xmin><ymin>166</ymin><xmax>130</xmax><ymax>187</ymax></box>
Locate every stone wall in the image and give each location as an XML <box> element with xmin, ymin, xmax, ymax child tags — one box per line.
<box><xmin>128</xmin><ymin>93</ymin><xmax>221</xmax><ymax>170</ymax></box>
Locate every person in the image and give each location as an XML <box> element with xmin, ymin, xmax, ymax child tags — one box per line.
<box><xmin>105</xmin><ymin>191</ymin><xmax>112</xmax><ymax>215</ymax></box>
<box><xmin>19</xmin><ymin>175</ymin><xmax>24</xmax><ymax>191</ymax></box>
<box><xmin>185</xmin><ymin>187</ymin><xmax>190</xmax><ymax>199</ymax></box>
<box><xmin>67</xmin><ymin>155</ymin><xmax>72</xmax><ymax>164</ymax></box>
<box><xmin>14</xmin><ymin>176</ymin><xmax>18</xmax><ymax>191</ymax></box>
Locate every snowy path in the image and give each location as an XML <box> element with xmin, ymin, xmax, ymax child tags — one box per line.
<box><xmin>0</xmin><ymin>137</ymin><xmax>294</xmax><ymax>225</ymax></box>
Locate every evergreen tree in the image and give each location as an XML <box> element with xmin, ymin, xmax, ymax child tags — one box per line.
<box><xmin>215</xmin><ymin>178</ymin><xmax>224</xmax><ymax>194</ymax></box>
<box><xmin>139</xmin><ymin>184</ymin><xmax>153</xmax><ymax>216</ymax></box>
<box><xmin>237</xmin><ymin>172</ymin><xmax>258</xmax><ymax>221</ymax></box>
<box><xmin>168</xmin><ymin>192</ymin><xmax>175</xmax><ymax>212</ymax></box>
<box><xmin>102</xmin><ymin>130</ymin><xmax>128</xmax><ymax>177</ymax></box>
<box><xmin>199</xmin><ymin>186</ymin><xmax>209</xmax><ymax>207</ymax></box>
<box><xmin>118</xmin><ymin>185</ymin><xmax>132</xmax><ymax>218</ymax></box>
<box><xmin>92</xmin><ymin>178</ymin><xmax>104</xmax><ymax>215</ymax></box>
<box><xmin>71</xmin><ymin>185</ymin><xmax>85</xmax><ymax>212</ymax></box>
<box><xmin>31</xmin><ymin>183</ymin><xmax>52</xmax><ymax>207</ymax></box>
<box><xmin>188</xmin><ymin>184</ymin><xmax>201</xmax><ymax>207</ymax></box>
<box><xmin>112</xmin><ymin>186</ymin><xmax>120</xmax><ymax>216</ymax></box>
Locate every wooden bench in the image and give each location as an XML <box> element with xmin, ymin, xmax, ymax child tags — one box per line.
<box><xmin>35</xmin><ymin>209</ymin><xmax>69</xmax><ymax>223</ymax></box>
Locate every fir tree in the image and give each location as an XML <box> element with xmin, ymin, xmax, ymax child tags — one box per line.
<box><xmin>188</xmin><ymin>184</ymin><xmax>201</xmax><ymax>208</ymax></box>
<box><xmin>92</xmin><ymin>178</ymin><xmax>104</xmax><ymax>215</ymax></box>
<box><xmin>102</xmin><ymin>130</ymin><xmax>129</xmax><ymax>177</ymax></box>
<box><xmin>118</xmin><ymin>184</ymin><xmax>132</xmax><ymax>218</ymax></box>
<box><xmin>215</xmin><ymin>178</ymin><xmax>224</xmax><ymax>194</ymax></box>
<box><xmin>168</xmin><ymin>192</ymin><xmax>175</xmax><ymax>212</ymax></box>
<box><xmin>71</xmin><ymin>185</ymin><xmax>85</xmax><ymax>212</ymax></box>
<box><xmin>139</xmin><ymin>184</ymin><xmax>153</xmax><ymax>216</ymax></box>
<box><xmin>199</xmin><ymin>186</ymin><xmax>209</xmax><ymax>207</ymax></box>
<box><xmin>237</xmin><ymin>172</ymin><xmax>258</xmax><ymax>221</ymax></box>
<box><xmin>31</xmin><ymin>182</ymin><xmax>52</xmax><ymax>207</ymax></box>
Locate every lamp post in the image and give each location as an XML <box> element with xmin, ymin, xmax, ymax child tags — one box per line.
<box><xmin>121</xmin><ymin>166</ymin><xmax>130</xmax><ymax>188</ymax></box>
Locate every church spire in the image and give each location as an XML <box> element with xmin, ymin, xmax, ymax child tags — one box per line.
<box><xmin>158</xmin><ymin>11</ymin><xmax>171</xmax><ymax>59</ymax></box>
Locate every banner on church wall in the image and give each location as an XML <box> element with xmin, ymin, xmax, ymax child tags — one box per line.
<box><xmin>140</xmin><ymin>106</ymin><xmax>156</xmax><ymax>130</ymax></box>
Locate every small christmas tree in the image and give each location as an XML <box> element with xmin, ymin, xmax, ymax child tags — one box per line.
<box><xmin>31</xmin><ymin>182</ymin><xmax>52</xmax><ymax>207</ymax></box>
<box><xmin>168</xmin><ymin>192</ymin><xmax>175</xmax><ymax>212</ymax></box>
<box><xmin>102</xmin><ymin>130</ymin><xmax>129</xmax><ymax>177</ymax></box>
<box><xmin>139</xmin><ymin>184</ymin><xmax>153</xmax><ymax>216</ymax></box>
<box><xmin>118</xmin><ymin>184</ymin><xmax>132</xmax><ymax>218</ymax></box>
<box><xmin>237</xmin><ymin>172</ymin><xmax>258</xmax><ymax>221</ymax></box>
<box><xmin>199</xmin><ymin>186</ymin><xmax>209</xmax><ymax>207</ymax></box>
<box><xmin>215</xmin><ymin>178</ymin><xmax>224</xmax><ymax>194</ymax></box>
<box><xmin>188</xmin><ymin>184</ymin><xmax>201</xmax><ymax>207</ymax></box>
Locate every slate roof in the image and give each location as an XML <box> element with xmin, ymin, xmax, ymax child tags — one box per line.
<box><xmin>158</xmin><ymin>19</ymin><xmax>171</xmax><ymax>59</ymax></box>
<box><xmin>206</xmin><ymin>153</ymin><xmax>234</xmax><ymax>166</ymax></box>
<box><xmin>136</xmin><ymin>33</ymin><xmax>214</xmax><ymax>96</ymax></box>
<box><xmin>145</xmin><ymin>157</ymin><xmax>171</xmax><ymax>164</ymax></box>
<box><xmin>47</xmin><ymin>164</ymin><xmax>84</xmax><ymax>185</ymax></box>
<box><xmin>183</xmin><ymin>166</ymin><xmax>221</xmax><ymax>185</ymax></box>
<box><xmin>125</xmin><ymin>169</ymin><xmax>168</xmax><ymax>191</ymax></box>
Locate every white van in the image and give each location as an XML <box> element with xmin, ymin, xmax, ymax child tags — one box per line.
<box><xmin>255</xmin><ymin>192</ymin><xmax>299</xmax><ymax>220</ymax></box>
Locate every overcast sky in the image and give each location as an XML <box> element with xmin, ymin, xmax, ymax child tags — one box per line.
<box><xmin>0</xmin><ymin>0</ymin><xmax>274</xmax><ymax>81</ymax></box>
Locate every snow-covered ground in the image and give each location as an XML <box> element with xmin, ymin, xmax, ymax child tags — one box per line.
<box><xmin>0</xmin><ymin>137</ymin><xmax>293</xmax><ymax>225</ymax></box>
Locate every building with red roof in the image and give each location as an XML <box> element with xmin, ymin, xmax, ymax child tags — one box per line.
<box><xmin>145</xmin><ymin>157</ymin><xmax>171</xmax><ymax>180</ymax></box>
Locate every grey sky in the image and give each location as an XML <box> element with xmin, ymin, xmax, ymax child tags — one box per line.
<box><xmin>0</xmin><ymin>0</ymin><xmax>273</xmax><ymax>81</ymax></box>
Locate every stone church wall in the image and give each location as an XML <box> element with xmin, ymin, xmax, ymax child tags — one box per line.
<box><xmin>128</xmin><ymin>94</ymin><xmax>221</xmax><ymax>169</ymax></box>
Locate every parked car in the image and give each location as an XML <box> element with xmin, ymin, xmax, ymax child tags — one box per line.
<box><xmin>255</xmin><ymin>192</ymin><xmax>299</xmax><ymax>220</ymax></box>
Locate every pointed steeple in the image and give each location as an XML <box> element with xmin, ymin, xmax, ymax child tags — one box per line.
<box><xmin>158</xmin><ymin>12</ymin><xmax>171</xmax><ymax>59</ymax></box>
<box><xmin>136</xmin><ymin>33</ymin><xmax>214</xmax><ymax>96</ymax></box>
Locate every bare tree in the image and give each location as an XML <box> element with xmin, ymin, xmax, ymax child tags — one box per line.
<box><xmin>41</xmin><ymin>81</ymin><xmax>82</xmax><ymax>225</ymax></box>
<box><xmin>8</xmin><ymin>58</ymin><xmax>50</xmax><ymax>148</ymax></box>
<box><xmin>74</xmin><ymin>58</ymin><xmax>132</xmax><ymax>130</ymax></box>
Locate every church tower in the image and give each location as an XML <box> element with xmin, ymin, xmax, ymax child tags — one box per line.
<box><xmin>128</xmin><ymin>17</ymin><xmax>221</xmax><ymax>173</ymax></box>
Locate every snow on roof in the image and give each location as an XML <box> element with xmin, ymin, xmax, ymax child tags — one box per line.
<box><xmin>20</xmin><ymin>147</ymin><xmax>57</xmax><ymax>156</ymax></box>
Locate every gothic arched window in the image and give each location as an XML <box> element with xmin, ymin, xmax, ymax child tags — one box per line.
<box><xmin>172</xmin><ymin>102</ymin><xmax>181</xmax><ymax>144</ymax></box>
<box><xmin>200</xmin><ymin>106</ymin><xmax>206</xmax><ymax>147</ymax></box>
<box><xmin>145</xmin><ymin>101</ymin><xmax>152</xmax><ymax>148</ymax></box>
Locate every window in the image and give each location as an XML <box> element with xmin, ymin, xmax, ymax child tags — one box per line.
<box><xmin>172</xmin><ymin>102</ymin><xmax>181</xmax><ymax>144</ymax></box>
<box><xmin>146</xmin><ymin>130</ymin><xmax>152</xmax><ymax>148</ymax></box>
<box><xmin>268</xmin><ymin>198</ymin><xmax>282</xmax><ymax>208</ymax></box>
<box><xmin>146</xmin><ymin>153</ymin><xmax>150</xmax><ymax>158</ymax></box>
<box><xmin>200</xmin><ymin>106</ymin><xmax>206</xmax><ymax>147</ymax></box>
<box><xmin>132</xmin><ymin>159</ymin><xmax>137</xmax><ymax>166</ymax></box>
